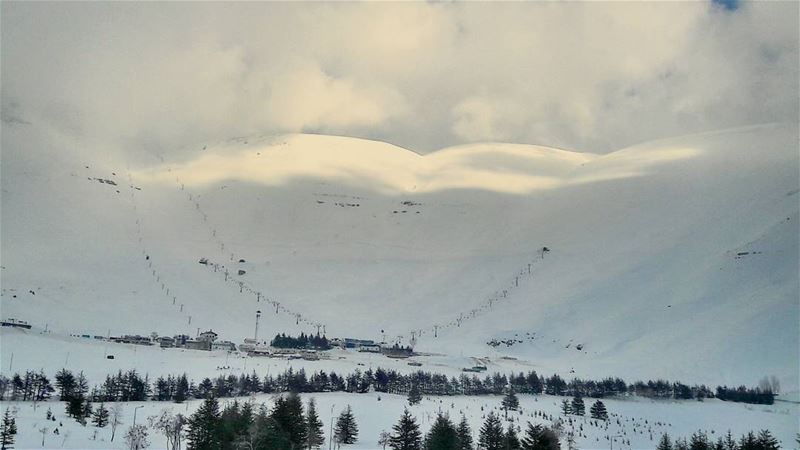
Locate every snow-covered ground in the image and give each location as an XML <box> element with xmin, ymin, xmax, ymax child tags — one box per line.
<box><xmin>2</xmin><ymin>124</ymin><xmax>797</xmax><ymax>391</ymax></box>
<box><xmin>2</xmin><ymin>123</ymin><xmax>798</xmax><ymax>448</ymax></box>
<box><xmin>3</xmin><ymin>390</ymin><xmax>797</xmax><ymax>449</ymax></box>
<box><xmin>2</xmin><ymin>327</ymin><xmax>798</xmax><ymax>449</ymax></box>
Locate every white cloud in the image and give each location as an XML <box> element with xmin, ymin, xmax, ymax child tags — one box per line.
<box><xmin>1</xmin><ymin>1</ymin><xmax>796</xmax><ymax>158</ymax></box>
<box><xmin>263</xmin><ymin>62</ymin><xmax>405</xmax><ymax>131</ymax></box>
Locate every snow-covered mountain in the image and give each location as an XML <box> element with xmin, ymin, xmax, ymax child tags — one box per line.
<box><xmin>1</xmin><ymin>122</ymin><xmax>797</xmax><ymax>391</ymax></box>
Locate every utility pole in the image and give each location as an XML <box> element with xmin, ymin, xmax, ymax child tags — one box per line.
<box><xmin>329</xmin><ymin>404</ymin><xmax>336</xmax><ymax>450</ymax></box>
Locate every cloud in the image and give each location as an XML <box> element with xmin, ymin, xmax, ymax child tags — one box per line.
<box><xmin>263</xmin><ymin>62</ymin><xmax>406</xmax><ymax>131</ymax></box>
<box><xmin>1</xmin><ymin>1</ymin><xmax>796</xmax><ymax>160</ymax></box>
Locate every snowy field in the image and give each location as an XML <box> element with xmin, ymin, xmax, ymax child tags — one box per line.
<box><xmin>3</xmin><ymin>124</ymin><xmax>797</xmax><ymax>393</ymax></box>
<box><xmin>2</xmin><ymin>125</ymin><xmax>798</xmax><ymax>448</ymax></box>
<box><xmin>3</xmin><ymin>390</ymin><xmax>797</xmax><ymax>449</ymax></box>
<box><xmin>1</xmin><ymin>328</ymin><xmax>798</xmax><ymax>449</ymax></box>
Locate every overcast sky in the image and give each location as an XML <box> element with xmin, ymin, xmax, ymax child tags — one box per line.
<box><xmin>2</xmin><ymin>1</ymin><xmax>797</xmax><ymax>158</ymax></box>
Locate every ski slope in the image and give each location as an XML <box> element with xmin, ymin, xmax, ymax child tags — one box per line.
<box><xmin>1</xmin><ymin>122</ymin><xmax>798</xmax><ymax>393</ymax></box>
<box><xmin>3</xmin><ymin>390</ymin><xmax>798</xmax><ymax>450</ymax></box>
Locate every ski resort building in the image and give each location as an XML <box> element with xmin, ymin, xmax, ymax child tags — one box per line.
<box><xmin>1</xmin><ymin>318</ymin><xmax>31</xmax><ymax>329</ymax></box>
<box><xmin>343</xmin><ymin>338</ymin><xmax>375</xmax><ymax>349</ymax></box>
<box><xmin>212</xmin><ymin>340</ymin><xmax>236</xmax><ymax>351</ymax></box>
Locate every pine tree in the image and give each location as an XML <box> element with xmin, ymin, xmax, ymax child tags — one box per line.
<box><xmin>54</xmin><ymin>369</ymin><xmax>76</xmax><ymax>401</ymax></box>
<box><xmin>271</xmin><ymin>393</ymin><xmax>306</xmax><ymax>448</ymax></box>
<box><xmin>690</xmin><ymin>431</ymin><xmax>709</xmax><ymax>450</ymax></box>
<box><xmin>756</xmin><ymin>430</ymin><xmax>779</xmax><ymax>450</ymax></box>
<box><xmin>305</xmin><ymin>399</ymin><xmax>325</xmax><ymax>449</ymax></box>
<box><xmin>91</xmin><ymin>403</ymin><xmax>109</xmax><ymax>428</ymax></box>
<box><xmin>424</xmin><ymin>413</ymin><xmax>457</xmax><ymax>450</ymax></box>
<box><xmin>66</xmin><ymin>392</ymin><xmax>85</xmax><ymax>420</ymax></box>
<box><xmin>738</xmin><ymin>432</ymin><xmax>758</xmax><ymax>450</ymax></box>
<box><xmin>520</xmin><ymin>422</ymin><xmax>560</xmax><ymax>450</ymax></box>
<box><xmin>502</xmin><ymin>388</ymin><xmax>520</xmax><ymax>419</ymax></box>
<box><xmin>503</xmin><ymin>424</ymin><xmax>521</xmax><ymax>450</ymax></box>
<box><xmin>334</xmin><ymin>405</ymin><xmax>359</xmax><ymax>445</ymax></box>
<box><xmin>174</xmin><ymin>374</ymin><xmax>189</xmax><ymax>403</ymax></box>
<box><xmin>82</xmin><ymin>401</ymin><xmax>94</xmax><ymax>426</ymax></box>
<box><xmin>656</xmin><ymin>434</ymin><xmax>673</xmax><ymax>450</ymax></box>
<box><xmin>389</xmin><ymin>408</ymin><xmax>422</xmax><ymax>450</ymax></box>
<box><xmin>720</xmin><ymin>431</ymin><xmax>737</xmax><ymax>450</ymax></box>
<box><xmin>478</xmin><ymin>412</ymin><xmax>504</xmax><ymax>450</ymax></box>
<box><xmin>560</xmin><ymin>399</ymin><xmax>571</xmax><ymax>416</ymax></box>
<box><xmin>570</xmin><ymin>396</ymin><xmax>585</xmax><ymax>416</ymax></box>
<box><xmin>186</xmin><ymin>396</ymin><xmax>221</xmax><ymax>450</ymax></box>
<box><xmin>408</xmin><ymin>384</ymin><xmax>422</xmax><ymax>406</ymax></box>
<box><xmin>456</xmin><ymin>415</ymin><xmax>474</xmax><ymax>450</ymax></box>
<box><xmin>589</xmin><ymin>400</ymin><xmax>607</xmax><ymax>421</ymax></box>
<box><xmin>0</xmin><ymin>409</ymin><xmax>15</xmax><ymax>450</ymax></box>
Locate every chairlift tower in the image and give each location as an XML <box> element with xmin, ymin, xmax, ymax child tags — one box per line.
<box><xmin>255</xmin><ymin>310</ymin><xmax>262</xmax><ymax>342</ymax></box>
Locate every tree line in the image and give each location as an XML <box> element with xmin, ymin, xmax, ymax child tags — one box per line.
<box><xmin>655</xmin><ymin>429</ymin><xmax>781</xmax><ymax>450</ymax></box>
<box><xmin>270</xmin><ymin>333</ymin><xmax>332</xmax><ymax>350</ymax></box>
<box><xmin>180</xmin><ymin>393</ymin><xmax>564</xmax><ymax>450</ymax></box>
<box><xmin>0</xmin><ymin>367</ymin><xmax>775</xmax><ymax>407</ymax></box>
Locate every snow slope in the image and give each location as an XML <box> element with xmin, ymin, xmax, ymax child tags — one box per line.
<box><xmin>2</xmin><ymin>390</ymin><xmax>798</xmax><ymax>450</ymax></box>
<box><xmin>1</xmin><ymin>123</ymin><xmax>797</xmax><ymax>392</ymax></box>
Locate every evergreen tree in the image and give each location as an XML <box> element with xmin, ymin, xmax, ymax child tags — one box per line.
<box><xmin>570</xmin><ymin>396</ymin><xmax>585</xmax><ymax>416</ymax></box>
<box><xmin>196</xmin><ymin>378</ymin><xmax>214</xmax><ymax>399</ymax></box>
<box><xmin>0</xmin><ymin>409</ymin><xmax>15</xmax><ymax>450</ymax></box>
<box><xmin>738</xmin><ymin>432</ymin><xmax>758</xmax><ymax>450</ymax></box>
<box><xmin>589</xmin><ymin>400</ymin><xmax>607</xmax><ymax>420</ymax></box>
<box><xmin>503</xmin><ymin>424</ymin><xmax>521</xmax><ymax>450</ymax></box>
<box><xmin>756</xmin><ymin>430</ymin><xmax>779</xmax><ymax>450</ymax></box>
<box><xmin>389</xmin><ymin>408</ymin><xmax>422</xmax><ymax>450</ymax></box>
<box><xmin>720</xmin><ymin>431</ymin><xmax>737</xmax><ymax>450</ymax></box>
<box><xmin>54</xmin><ymin>368</ymin><xmax>76</xmax><ymax>401</ymax></box>
<box><xmin>690</xmin><ymin>431</ymin><xmax>709</xmax><ymax>450</ymax></box>
<box><xmin>186</xmin><ymin>396</ymin><xmax>221</xmax><ymax>450</ymax></box>
<box><xmin>560</xmin><ymin>399</ymin><xmax>571</xmax><ymax>416</ymax></box>
<box><xmin>478</xmin><ymin>412</ymin><xmax>504</xmax><ymax>450</ymax></box>
<box><xmin>408</xmin><ymin>384</ymin><xmax>422</xmax><ymax>406</ymax></box>
<box><xmin>520</xmin><ymin>423</ymin><xmax>560</xmax><ymax>450</ymax></box>
<box><xmin>424</xmin><ymin>413</ymin><xmax>457</xmax><ymax>450</ymax></box>
<box><xmin>502</xmin><ymin>388</ymin><xmax>519</xmax><ymax>419</ymax></box>
<box><xmin>305</xmin><ymin>399</ymin><xmax>325</xmax><ymax>449</ymax></box>
<box><xmin>270</xmin><ymin>393</ymin><xmax>306</xmax><ymax>448</ymax></box>
<box><xmin>456</xmin><ymin>415</ymin><xmax>474</xmax><ymax>450</ymax></box>
<box><xmin>91</xmin><ymin>403</ymin><xmax>109</xmax><ymax>428</ymax></box>
<box><xmin>217</xmin><ymin>401</ymin><xmax>242</xmax><ymax>446</ymax></box>
<box><xmin>82</xmin><ymin>401</ymin><xmax>94</xmax><ymax>425</ymax></box>
<box><xmin>250</xmin><ymin>409</ymin><xmax>291</xmax><ymax>450</ymax></box>
<box><xmin>174</xmin><ymin>374</ymin><xmax>189</xmax><ymax>403</ymax></box>
<box><xmin>334</xmin><ymin>405</ymin><xmax>359</xmax><ymax>445</ymax></box>
<box><xmin>656</xmin><ymin>434</ymin><xmax>673</xmax><ymax>450</ymax></box>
